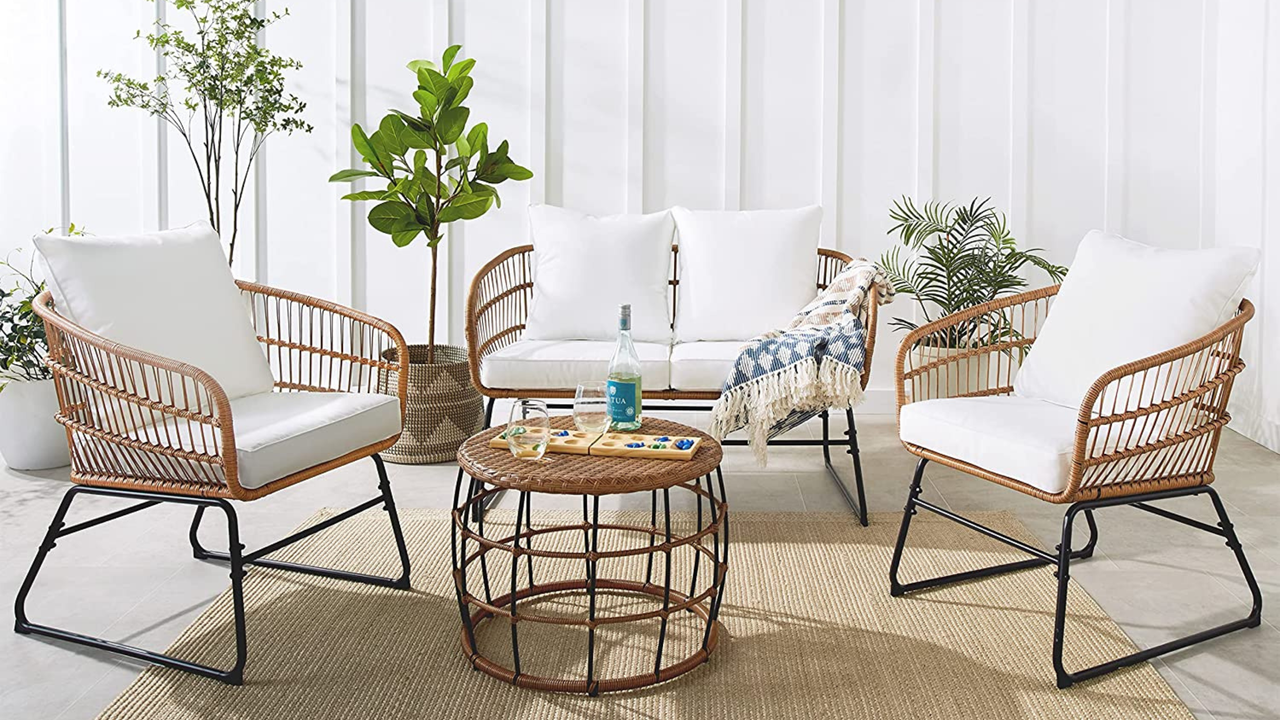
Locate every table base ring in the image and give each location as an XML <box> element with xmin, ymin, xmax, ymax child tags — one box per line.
<box><xmin>460</xmin><ymin>577</ymin><xmax>723</xmax><ymax>694</ymax></box>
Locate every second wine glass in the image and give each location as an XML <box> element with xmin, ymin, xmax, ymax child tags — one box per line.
<box><xmin>573</xmin><ymin>381</ymin><xmax>611</xmax><ymax>434</ymax></box>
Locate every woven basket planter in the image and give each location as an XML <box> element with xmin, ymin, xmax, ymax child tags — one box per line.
<box><xmin>378</xmin><ymin>344</ymin><xmax>484</xmax><ymax>464</ymax></box>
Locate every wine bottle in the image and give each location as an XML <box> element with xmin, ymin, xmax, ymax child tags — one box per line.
<box><xmin>607</xmin><ymin>303</ymin><xmax>643</xmax><ymax>430</ymax></box>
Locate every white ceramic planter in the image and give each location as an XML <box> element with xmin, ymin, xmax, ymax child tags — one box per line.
<box><xmin>0</xmin><ymin>379</ymin><xmax>70</xmax><ymax>470</ymax></box>
<box><xmin>909</xmin><ymin>345</ymin><xmax>995</xmax><ymax>401</ymax></box>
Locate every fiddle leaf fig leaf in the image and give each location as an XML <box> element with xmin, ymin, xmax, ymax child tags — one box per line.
<box><xmin>438</xmin><ymin>192</ymin><xmax>491</xmax><ymax>223</ymax></box>
<box><xmin>441</xmin><ymin>45</ymin><xmax>461</xmax><ymax>73</ymax></box>
<box><xmin>329</xmin><ymin>168</ymin><xmax>379</xmax><ymax>182</ymax></box>
<box><xmin>367</xmin><ymin>201</ymin><xmax>414</xmax><ymax>234</ymax></box>
<box><xmin>436</xmin><ymin>106</ymin><xmax>469</xmax><ymax>144</ymax></box>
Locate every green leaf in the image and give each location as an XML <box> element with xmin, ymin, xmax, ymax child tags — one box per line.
<box><xmin>447</xmin><ymin>57</ymin><xmax>475</xmax><ymax>81</ymax></box>
<box><xmin>441</xmin><ymin>45</ymin><xmax>461</xmax><ymax>73</ymax></box>
<box><xmin>436</xmin><ymin>106</ymin><xmax>469</xmax><ymax>144</ymax></box>
<box><xmin>438</xmin><ymin>192</ymin><xmax>492</xmax><ymax>223</ymax></box>
<box><xmin>473</xmin><ymin>182</ymin><xmax>501</xmax><ymax>208</ymax></box>
<box><xmin>421</xmin><ymin>68</ymin><xmax>451</xmax><ymax>97</ymax></box>
<box><xmin>412</xmin><ymin>89</ymin><xmax>438</xmax><ymax>117</ymax></box>
<box><xmin>496</xmin><ymin>163</ymin><xmax>533</xmax><ymax>181</ymax></box>
<box><xmin>329</xmin><ymin>168</ymin><xmax>379</xmax><ymax>182</ymax></box>
<box><xmin>406</xmin><ymin>59</ymin><xmax>438</xmax><ymax>74</ymax></box>
<box><xmin>394</xmin><ymin>110</ymin><xmax>431</xmax><ymax>133</ymax></box>
<box><xmin>480</xmin><ymin>162</ymin><xmax>533</xmax><ymax>183</ymax></box>
<box><xmin>392</xmin><ymin>227</ymin><xmax>421</xmax><ymax>247</ymax></box>
<box><xmin>341</xmin><ymin>190</ymin><xmax>389</xmax><ymax>201</ymax></box>
<box><xmin>367</xmin><ymin>201</ymin><xmax>414</xmax><ymax>234</ymax></box>
<box><xmin>379</xmin><ymin>115</ymin><xmax>408</xmax><ymax>156</ymax></box>
<box><xmin>450</xmin><ymin>76</ymin><xmax>473</xmax><ymax>108</ymax></box>
<box><xmin>351</xmin><ymin>124</ymin><xmax>376</xmax><ymax>164</ymax></box>
<box><xmin>455</xmin><ymin>134</ymin><xmax>472</xmax><ymax>157</ymax></box>
<box><xmin>466</xmin><ymin>123</ymin><xmax>488</xmax><ymax>153</ymax></box>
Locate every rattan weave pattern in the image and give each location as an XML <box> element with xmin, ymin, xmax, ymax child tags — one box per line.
<box><xmin>456</xmin><ymin>417</ymin><xmax>722</xmax><ymax>495</ymax></box>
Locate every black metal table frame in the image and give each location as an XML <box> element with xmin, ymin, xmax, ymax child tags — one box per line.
<box><xmin>450</xmin><ymin>466</ymin><xmax>729</xmax><ymax>695</ymax></box>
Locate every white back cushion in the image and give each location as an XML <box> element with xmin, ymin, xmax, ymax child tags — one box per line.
<box><xmin>673</xmin><ymin>206</ymin><xmax>821</xmax><ymax>342</ymax></box>
<box><xmin>33</xmin><ymin>222</ymin><xmax>276</xmax><ymax>399</ymax></box>
<box><xmin>525</xmin><ymin>205</ymin><xmax>674</xmax><ymax>343</ymax></box>
<box><xmin>1013</xmin><ymin>231</ymin><xmax>1259</xmax><ymax>411</ymax></box>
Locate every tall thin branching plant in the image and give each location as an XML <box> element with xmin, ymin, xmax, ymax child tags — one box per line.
<box><xmin>99</xmin><ymin>0</ymin><xmax>312</xmax><ymax>264</ymax></box>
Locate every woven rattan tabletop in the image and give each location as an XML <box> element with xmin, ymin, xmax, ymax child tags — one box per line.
<box><xmin>456</xmin><ymin>416</ymin><xmax>723</xmax><ymax>495</ymax></box>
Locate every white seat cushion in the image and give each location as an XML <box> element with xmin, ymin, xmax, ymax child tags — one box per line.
<box><xmin>1014</xmin><ymin>231</ymin><xmax>1259</xmax><ymax>412</ymax></box>
<box><xmin>670</xmin><ymin>341</ymin><xmax>744</xmax><ymax>391</ymax></box>
<box><xmin>899</xmin><ymin>396</ymin><xmax>1079</xmax><ymax>494</ymax></box>
<box><xmin>480</xmin><ymin>340</ymin><xmax>671</xmax><ymax>391</ymax></box>
<box><xmin>672</xmin><ymin>206</ymin><xmax>821</xmax><ymax>342</ymax></box>
<box><xmin>227</xmin><ymin>392</ymin><xmax>401</xmax><ymax>489</ymax></box>
<box><xmin>33</xmin><ymin>222</ymin><xmax>276</xmax><ymax>400</ymax></box>
<box><xmin>525</xmin><ymin>205</ymin><xmax>675</xmax><ymax>343</ymax></box>
<box><xmin>93</xmin><ymin>391</ymin><xmax>402</xmax><ymax>490</ymax></box>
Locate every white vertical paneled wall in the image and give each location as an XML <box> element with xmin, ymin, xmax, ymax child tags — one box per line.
<box><xmin>1</xmin><ymin>0</ymin><xmax>1278</xmax><ymax>450</ymax></box>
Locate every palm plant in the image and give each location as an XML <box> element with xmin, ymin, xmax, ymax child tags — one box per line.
<box><xmin>880</xmin><ymin>197</ymin><xmax>1067</xmax><ymax>348</ymax></box>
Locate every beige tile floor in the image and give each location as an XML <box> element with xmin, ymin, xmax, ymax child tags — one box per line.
<box><xmin>0</xmin><ymin>411</ymin><xmax>1276</xmax><ymax>719</ymax></box>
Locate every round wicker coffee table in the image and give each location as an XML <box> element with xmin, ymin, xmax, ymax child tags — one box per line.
<box><xmin>452</xmin><ymin>416</ymin><xmax>727</xmax><ymax>695</ymax></box>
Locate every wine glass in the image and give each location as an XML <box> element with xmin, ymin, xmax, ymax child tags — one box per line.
<box><xmin>506</xmin><ymin>399</ymin><xmax>551</xmax><ymax>460</ymax></box>
<box><xmin>573</xmin><ymin>381</ymin><xmax>611</xmax><ymax>434</ymax></box>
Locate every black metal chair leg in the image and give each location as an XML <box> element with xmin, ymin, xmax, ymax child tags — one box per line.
<box><xmin>373</xmin><ymin>454</ymin><xmax>413</xmax><ymax>589</ymax></box>
<box><xmin>890</xmin><ymin>459</ymin><xmax>1098</xmax><ymax>597</ymax></box>
<box><xmin>1052</xmin><ymin>487</ymin><xmax>1263</xmax><ymax>688</ymax></box>
<box><xmin>15</xmin><ymin>486</ymin><xmax>248</xmax><ymax>684</ymax></box>
<box><xmin>819</xmin><ymin>409</ymin><xmax>869</xmax><ymax>525</ymax></box>
<box><xmin>888</xmin><ymin>459</ymin><xmax>928</xmax><ymax>596</ymax></box>
<box><xmin>190</xmin><ymin>454</ymin><xmax>412</xmax><ymax>589</ymax></box>
<box><xmin>846</xmin><ymin>409</ymin><xmax>869</xmax><ymax>526</ymax></box>
<box><xmin>14</xmin><ymin>487</ymin><xmax>79</xmax><ymax>632</ymax></box>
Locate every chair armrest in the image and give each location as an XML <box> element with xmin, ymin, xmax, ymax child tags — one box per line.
<box><xmin>895</xmin><ymin>285</ymin><xmax>1060</xmax><ymax>412</ymax></box>
<box><xmin>464</xmin><ymin>245</ymin><xmax>534</xmax><ymax>395</ymax></box>
<box><xmin>1065</xmin><ymin>299</ymin><xmax>1254</xmax><ymax>499</ymax></box>
<box><xmin>236</xmin><ymin>281</ymin><xmax>409</xmax><ymax>413</ymax></box>
<box><xmin>32</xmin><ymin>291</ymin><xmax>240</xmax><ymax>498</ymax></box>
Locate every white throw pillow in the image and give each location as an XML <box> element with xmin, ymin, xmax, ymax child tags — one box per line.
<box><xmin>524</xmin><ymin>205</ymin><xmax>674</xmax><ymax>343</ymax></box>
<box><xmin>1013</xmin><ymin>230</ymin><xmax>1259</xmax><ymax>411</ymax></box>
<box><xmin>33</xmin><ymin>222</ymin><xmax>276</xmax><ymax>400</ymax></box>
<box><xmin>672</xmin><ymin>206</ymin><xmax>822</xmax><ymax>342</ymax></box>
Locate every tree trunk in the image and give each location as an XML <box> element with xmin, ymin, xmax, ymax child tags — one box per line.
<box><xmin>427</xmin><ymin>242</ymin><xmax>438</xmax><ymax>364</ymax></box>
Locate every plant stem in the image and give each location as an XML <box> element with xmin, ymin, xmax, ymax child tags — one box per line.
<box><xmin>427</xmin><ymin>243</ymin><xmax>438</xmax><ymax>364</ymax></box>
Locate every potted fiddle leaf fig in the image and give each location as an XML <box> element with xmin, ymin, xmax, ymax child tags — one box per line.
<box><xmin>880</xmin><ymin>197</ymin><xmax>1067</xmax><ymax>399</ymax></box>
<box><xmin>330</xmin><ymin>44</ymin><xmax>532</xmax><ymax>463</ymax></box>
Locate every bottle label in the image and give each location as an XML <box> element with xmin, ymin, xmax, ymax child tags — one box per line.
<box><xmin>607</xmin><ymin>379</ymin><xmax>637</xmax><ymax>422</ymax></box>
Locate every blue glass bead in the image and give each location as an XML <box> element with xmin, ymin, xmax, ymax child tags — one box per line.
<box><xmin>675</xmin><ymin>439</ymin><xmax>695</xmax><ymax>450</ymax></box>
<box><xmin>625</xmin><ymin>442</ymin><xmax>644</xmax><ymax>448</ymax></box>
<box><xmin>655</xmin><ymin>436</ymin><xmax>671</xmax><ymax>442</ymax></box>
<box><xmin>554</xmin><ymin>430</ymin><xmax>570</xmax><ymax>437</ymax></box>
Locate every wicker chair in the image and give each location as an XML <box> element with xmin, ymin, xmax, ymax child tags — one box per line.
<box><xmin>14</xmin><ymin>282</ymin><xmax>413</xmax><ymax>685</ymax></box>
<box><xmin>465</xmin><ymin>244</ymin><xmax>878</xmax><ymax>523</ymax></box>
<box><xmin>889</xmin><ymin>284</ymin><xmax>1263</xmax><ymax>688</ymax></box>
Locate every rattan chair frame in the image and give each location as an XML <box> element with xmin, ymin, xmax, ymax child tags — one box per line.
<box><xmin>463</xmin><ymin>245</ymin><xmax>877</xmax><ymax>523</ymax></box>
<box><xmin>14</xmin><ymin>282</ymin><xmax>416</xmax><ymax>685</ymax></box>
<box><xmin>888</xmin><ymin>285</ymin><xmax>1263</xmax><ymax>688</ymax></box>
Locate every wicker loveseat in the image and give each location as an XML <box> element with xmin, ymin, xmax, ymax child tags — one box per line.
<box><xmin>465</xmin><ymin>243</ymin><xmax>879</xmax><ymax>523</ymax></box>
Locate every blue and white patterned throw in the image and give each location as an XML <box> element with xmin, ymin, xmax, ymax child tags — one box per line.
<box><xmin>709</xmin><ymin>259</ymin><xmax>893</xmax><ymax>464</ymax></box>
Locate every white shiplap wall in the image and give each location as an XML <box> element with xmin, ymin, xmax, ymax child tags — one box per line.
<box><xmin>1</xmin><ymin>0</ymin><xmax>1277</xmax><ymax>450</ymax></box>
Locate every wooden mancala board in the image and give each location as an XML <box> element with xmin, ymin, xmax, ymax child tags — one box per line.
<box><xmin>490</xmin><ymin>428</ymin><xmax>702</xmax><ymax>461</ymax></box>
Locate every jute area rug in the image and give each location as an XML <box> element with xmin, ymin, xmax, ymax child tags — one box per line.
<box><xmin>100</xmin><ymin>509</ymin><xmax>1192</xmax><ymax>719</ymax></box>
